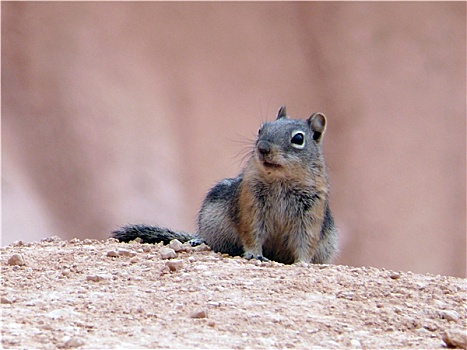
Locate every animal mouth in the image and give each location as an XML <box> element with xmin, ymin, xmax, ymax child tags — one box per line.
<box><xmin>263</xmin><ymin>160</ymin><xmax>280</xmax><ymax>168</ymax></box>
<box><xmin>257</xmin><ymin>153</ymin><xmax>281</xmax><ymax>168</ymax></box>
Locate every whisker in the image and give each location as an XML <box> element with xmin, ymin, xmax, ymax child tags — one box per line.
<box><xmin>231</xmin><ymin>133</ymin><xmax>255</xmax><ymax>144</ymax></box>
<box><xmin>231</xmin><ymin>139</ymin><xmax>255</xmax><ymax>166</ymax></box>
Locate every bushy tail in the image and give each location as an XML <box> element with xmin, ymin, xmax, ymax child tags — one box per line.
<box><xmin>112</xmin><ymin>224</ymin><xmax>195</xmax><ymax>245</ymax></box>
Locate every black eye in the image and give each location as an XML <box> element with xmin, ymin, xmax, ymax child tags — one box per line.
<box><xmin>291</xmin><ymin>132</ymin><xmax>305</xmax><ymax>148</ymax></box>
<box><xmin>258</xmin><ymin>128</ymin><xmax>262</xmax><ymax>135</ymax></box>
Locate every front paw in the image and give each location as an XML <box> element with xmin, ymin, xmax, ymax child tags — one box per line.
<box><xmin>243</xmin><ymin>252</ymin><xmax>269</xmax><ymax>262</ymax></box>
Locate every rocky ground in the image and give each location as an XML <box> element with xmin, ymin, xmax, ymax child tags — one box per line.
<box><xmin>1</xmin><ymin>237</ymin><xmax>466</xmax><ymax>349</ymax></box>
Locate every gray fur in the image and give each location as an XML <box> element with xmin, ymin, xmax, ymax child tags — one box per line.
<box><xmin>112</xmin><ymin>106</ymin><xmax>338</xmax><ymax>264</ymax></box>
<box><xmin>112</xmin><ymin>224</ymin><xmax>194</xmax><ymax>245</ymax></box>
<box><xmin>197</xmin><ymin>177</ymin><xmax>244</xmax><ymax>256</ymax></box>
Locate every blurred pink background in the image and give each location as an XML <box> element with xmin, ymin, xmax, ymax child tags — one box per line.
<box><xmin>2</xmin><ymin>2</ymin><xmax>466</xmax><ymax>277</ymax></box>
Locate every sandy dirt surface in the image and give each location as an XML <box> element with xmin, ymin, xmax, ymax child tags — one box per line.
<box><xmin>1</xmin><ymin>236</ymin><xmax>466</xmax><ymax>349</ymax></box>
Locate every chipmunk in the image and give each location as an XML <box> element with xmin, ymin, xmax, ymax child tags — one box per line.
<box><xmin>113</xmin><ymin>106</ymin><xmax>338</xmax><ymax>264</ymax></box>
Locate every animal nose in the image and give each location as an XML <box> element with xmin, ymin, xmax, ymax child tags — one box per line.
<box><xmin>257</xmin><ymin>141</ymin><xmax>271</xmax><ymax>155</ymax></box>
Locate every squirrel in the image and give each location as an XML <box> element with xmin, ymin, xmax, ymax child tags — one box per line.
<box><xmin>112</xmin><ymin>106</ymin><xmax>338</xmax><ymax>264</ymax></box>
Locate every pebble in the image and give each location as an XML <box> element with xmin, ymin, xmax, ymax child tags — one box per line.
<box><xmin>25</xmin><ymin>299</ymin><xmax>45</xmax><ymax>307</ymax></box>
<box><xmin>8</xmin><ymin>254</ymin><xmax>25</xmax><ymax>266</ymax></box>
<box><xmin>46</xmin><ymin>308</ymin><xmax>79</xmax><ymax>319</ymax></box>
<box><xmin>389</xmin><ymin>272</ymin><xmax>401</xmax><ymax>279</ymax></box>
<box><xmin>316</xmin><ymin>264</ymin><xmax>329</xmax><ymax>269</ymax></box>
<box><xmin>442</xmin><ymin>329</ymin><xmax>467</xmax><ymax>349</ymax></box>
<box><xmin>423</xmin><ymin>321</ymin><xmax>438</xmax><ymax>332</ymax></box>
<box><xmin>86</xmin><ymin>275</ymin><xmax>106</xmax><ymax>282</ymax></box>
<box><xmin>193</xmin><ymin>243</ymin><xmax>211</xmax><ymax>252</ymax></box>
<box><xmin>1</xmin><ymin>296</ymin><xmax>13</xmax><ymax>304</ymax></box>
<box><xmin>440</xmin><ymin>310</ymin><xmax>460</xmax><ymax>322</ymax></box>
<box><xmin>41</xmin><ymin>323</ymin><xmax>54</xmax><ymax>331</ymax></box>
<box><xmin>106</xmin><ymin>250</ymin><xmax>119</xmax><ymax>257</ymax></box>
<box><xmin>190</xmin><ymin>309</ymin><xmax>208</xmax><ymax>319</ymax></box>
<box><xmin>64</xmin><ymin>337</ymin><xmax>85</xmax><ymax>348</ymax></box>
<box><xmin>160</xmin><ymin>248</ymin><xmax>177</xmax><ymax>259</ymax></box>
<box><xmin>165</xmin><ymin>260</ymin><xmax>184</xmax><ymax>272</ymax></box>
<box><xmin>250</xmin><ymin>259</ymin><xmax>262</xmax><ymax>266</ymax></box>
<box><xmin>168</xmin><ymin>239</ymin><xmax>185</xmax><ymax>252</ymax></box>
<box><xmin>41</xmin><ymin>236</ymin><xmax>62</xmax><ymax>243</ymax></box>
<box><xmin>117</xmin><ymin>248</ymin><xmax>137</xmax><ymax>257</ymax></box>
<box><xmin>337</xmin><ymin>291</ymin><xmax>355</xmax><ymax>300</ymax></box>
<box><xmin>350</xmin><ymin>339</ymin><xmax>362</xmax><ymax>348</ymax></box>
<box><xmin>194</xmin><ymin>264</ymin><xmax>209</xmax><ymax>271</ymax></box>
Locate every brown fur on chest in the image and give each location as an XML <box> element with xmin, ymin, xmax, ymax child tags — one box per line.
<box><xmin>237</xmin><ymin>170</ymin><xmax>329</xmax><ymax>263</ymax></box>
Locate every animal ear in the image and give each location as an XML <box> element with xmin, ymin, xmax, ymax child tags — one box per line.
<box><xmin>276</xmin><ymin>105</ymin><xmax>287</xmax><ymax>120</ymax></box>
<box><xmin>307</xmin><ymin>113</ymin><xmax>327</xmax><ymax>143</ymax></box>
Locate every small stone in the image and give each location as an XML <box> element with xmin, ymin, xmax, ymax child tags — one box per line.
<box><xmin>316</xmin><ymin>264</ymin><xmax>329</xmax><ymax>269</ymax></box>
<box><xmin>1</xmin><ymin>296</ymin><xmax>13</xmax><ymax>304</ymax></box>
<box><xmin>165</xmin><ymin>260</ymin><xmax>184</xmax><ymax>272</ymax></box>
<box><xmin>417</xmin><ymin>327</ymin><xmax>431</xmax><ymax>335</ymax></box>
<box><xmin>194</xmin><ymin>264</ymin><xmax>209</xmax><ymax>271</ymax></box>
<box><xmin>350</xmin><ymin>339</ymin><xmax>362</xmax><ymax>348</ymax></box>
<box><xmin>160</xmin><ymin>265</ymin><xmax>171</xmax><ymax>275</ymax></box>
<box><xmin>190</xmin><ymin>309</ymin><xmax>208</xmax><ymax>319</ymax></box>
<box><xmin>208</xmin><ymin>321</ymin><xmax>216</xmax><ymax>327</ymax></box>
<box><xmin>86</xmin><ymin>275</ymin><xmax>106</xmax><ymax>282</ymax></box>
<box><xmin>117</xmin><ymin>248</ymin><xmax>137</xmax><ymax>257</ymax></box>
<box><xmin>8</xmin><ymin>254</ymin><xmax>25</xmax><ymax>266</ymax></box>
<box><xmin>182</xmin><ymin>243</ymin><xmax>194</xmax><ymax>251</ymax></box>
<box><xmin>250</xmin><ymin>259</ymin><xmax>262</xmax><ymax>266</ymax></box>
<box><xmin>423</xmin><ymin>321</ymin><xmax>438</xmax><ymax>332</ymax></box>
<box><xmin>440</xmin><ymin>311</ymin><xmax>460</xmax><ymax>322</ymax></box>
<box><xmin>389</xmin><ymin>272</ymin><xmax>401</xmax><ymax>279</ymax></box>
<box><xmin>160</xmin><ymin>248</ymin><xmax>177</xmax><ymax>259</ymax></box>
<box><xmin>64</xmin><ymin>337</ymin><xmax>85</xmax><ymax>348</ymax></box>
<box><xmin>26</xmin><ymin>299</ymin><xmax>45</xmax><ymax>307</ymax></box>
<box><xmin>106</xmin><ymin>250</ymin><xmax>119</xmax><ymax>257</ymax></box>
<box><xmin>193</xmin><ymin>243</ymin><xmax>211</xmax><ymax>252</ymax></box>
<box><xmin>442</xmin><ymin>329</ymin><xmax>467</xmax><ymax>349</ymax></box>
<box><xmin>337</xmin><ymin>291</ymin><xmax>355</xmax><ymax>300</ymax></box>
<box><xmin>41</xmin><ymin>323</ymin><xmax>54</xmax><ymax>331</ymax></box>
<box><xmin>168</xmin><ymin>239</ymin><xmax>185</xmax><ymax>252</ymax></box>
<box><xmin>71</xmin><ymin>265</ymin><xmax>84</xmax><ymax>273</ymax></box>
<box><xmin>41</xmin><ymin>236</ymin><xmax>62</xmax><ymax>242</ymax></box>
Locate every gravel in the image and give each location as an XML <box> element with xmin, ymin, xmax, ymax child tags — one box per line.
<box><xmin>1</xmin><ymin>236</ymin><xmax>466</xmax><ymax>349</ymax></box>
